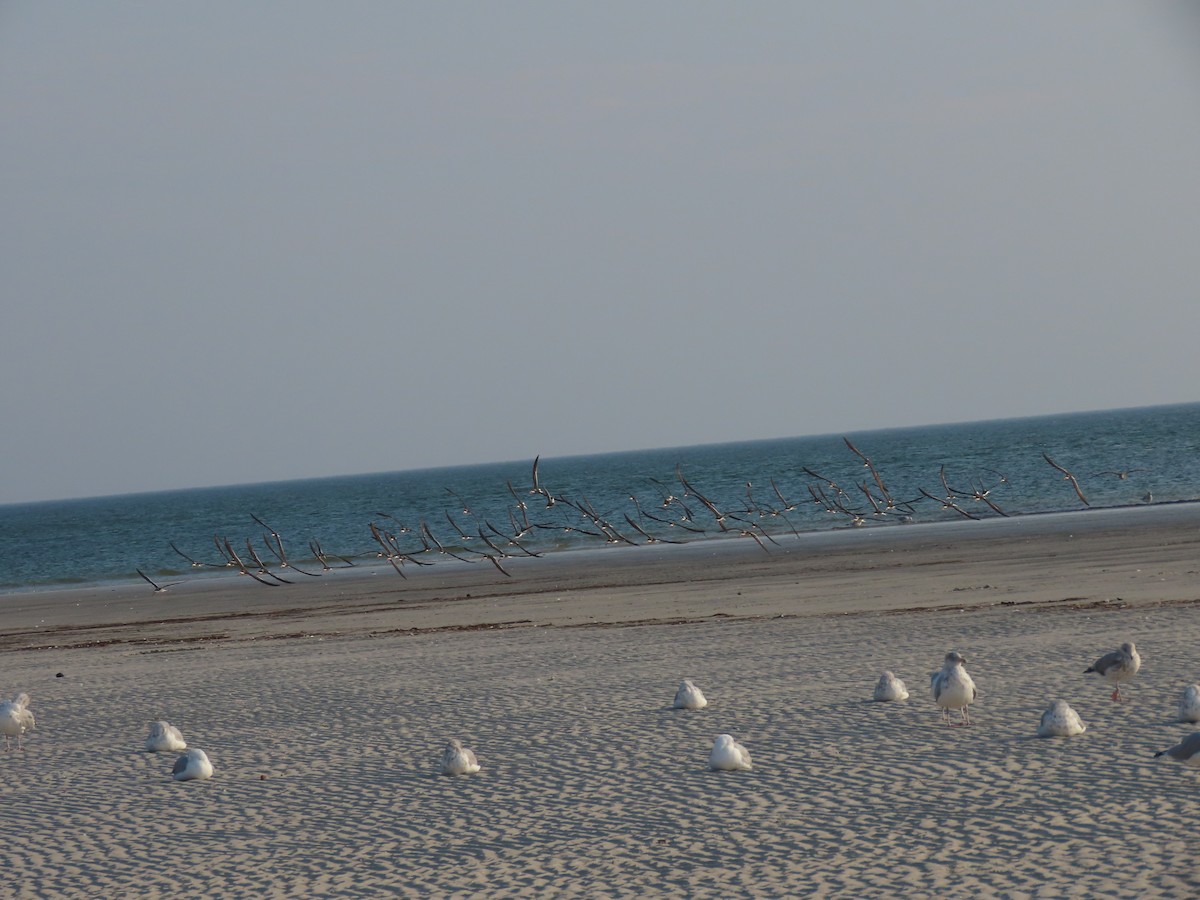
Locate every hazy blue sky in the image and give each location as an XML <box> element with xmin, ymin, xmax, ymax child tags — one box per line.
<box><xmin>3</xmin><ymin>2</ymin><xmax>1198</xmax><ymax>504</ymax></box>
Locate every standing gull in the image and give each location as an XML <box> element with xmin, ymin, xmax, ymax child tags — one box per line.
<box><xmin>1154</xmin><ymin>732</ymin><xmax>1200</xmax><ymax>769</ymax></box>
<box><xmin>145</xmin><ymin>721</ymin><xmax>187</xmax><ymax>752</ymax></box>
<box><xmin>440</xmin><ymin>739</ymin><xmax>481</xmax><ymax>776</ymax></box>
<box><xmin>873</xmin><ymin>672</ymin><xmax>909</xmax><ymax>702</ymax></box>
<box><xmin>1037</xmin><ymin>700</ymin><xmax>1087</xmax><ymax>737</ymax></box>
<box><xmin>709</xmin><ymin>734</ymin><xmax>752</xmax><ymax>771</ymax></box>
<box><xmin>0</xmin><ymin>693</ymin><xmax>35</xmax><ymax>751</ymax></box>
<box><xmin>1085</xmin><ymin>642</ymin><xmax>1141</xmax><ymax>702</ymax></box>
<box><xmin>1178</xmin><ymin>685</ymin><xmax>1200</xmax><ymax>723</ymax></box>
<box><xmin>172</xmin><ymin>748</ymin><xmax>214</xmax><ymax>781</ymax></box>
<box><xmin>931</xmin><ymin>651</ymin><xmax>977</xmax><ymax>726</ymax></box>
<box><xmin>673</xmin><ymin>679</ymin><xmax>708</xmax><ymax>710</ymax></box>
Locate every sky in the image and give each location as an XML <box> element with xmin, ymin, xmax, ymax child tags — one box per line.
<box><xmin>3</xmin><ymin>2</ymin><xmax>1199</xmax><ymax>504</ymax></box>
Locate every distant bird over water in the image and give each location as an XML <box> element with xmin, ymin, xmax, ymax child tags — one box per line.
<box><xmin>1085</xmin><ymin>642</ymin><xmax>1141</xmax><ymax>702</ymax></box>
<box><xmin>0</xmin><ymin>693</ymin><xmax>35</xmax><ymax>751</ymax></box>
<box><xmin>931</xmin><ymin>651</ymin><xmax>977</xmax><ymax>726</ymax></box>
<box><xmin>1042</xmin><ymin>453</ymin><xmax>1089</xmax><ymax>506</ymax></box>
<box><xmin>673</xmin><ymin>679</ymin><xmax>708</xmax><ymax>710</ymax></box>
<box><xmin>136</xmin><ymin>568</ymin><xmax>182</xmax><ymax>593</ymax></box>
<box><xmin>873</xmin><ymin>672</ymin><xmax>909</xmax><ymax>702</ymax></box>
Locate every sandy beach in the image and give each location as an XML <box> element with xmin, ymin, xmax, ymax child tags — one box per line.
<box><xmin>4</xmin><ymin>505</ymin><xmax>1200</xmax><ymax>897</ymax></box>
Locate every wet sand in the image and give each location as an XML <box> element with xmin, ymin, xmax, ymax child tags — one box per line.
<box><xmin>3</xmin><ymin>505</ymin><xmax>1200</xmax><ymax>896</ymax></box>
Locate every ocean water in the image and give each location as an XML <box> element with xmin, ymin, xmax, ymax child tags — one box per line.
<box><xmin>2</xmin><ymin>403</ymin><xmax>1198</xmax><ymax>594</ymax></box>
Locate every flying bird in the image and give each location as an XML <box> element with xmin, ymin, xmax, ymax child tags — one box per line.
<box><xmin>1042</xmin><ymin>453</ymin><xmax>1089</xmax><ymax>506</ymax></box>
<box><xmin>136</xmin><ymin>569</ymin><xmax>182</xmax><ymax>593</ymax></box>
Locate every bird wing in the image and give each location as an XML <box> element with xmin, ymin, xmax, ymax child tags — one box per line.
<box><xmin>1090</xmin><ymin>650</ymin><xmax>1123</xmax><ymax>675</ymax></box>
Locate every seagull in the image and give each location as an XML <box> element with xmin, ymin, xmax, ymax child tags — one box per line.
<box><xmin>1037</xmin><ymin>700</ymin><xmax>1087</xmax><ymax>737</ymax></box>
<box><xmin>172</xmin><ymin>748</ymin><xmax>214</xmax><ymax>781</ymax></box>
<box><xmin>1154</xmin><ymin>732</ymin><xmax>1200</xmax><ymax>769</ymax></box>
<box><xmin>873</xmin><ymin>671</ymin><xmax>909</xmax><ymax>702</ymax></box>
<box><xmin>440</xmin><ymin>739</ymin><xmax>481</xmax><ymax>776</ymax></box>
<box><xmin>930</xmin><ymin>651</ymin><xmax>977</xmax><ymax>726</ymax></box>
<box><xmin>1085</xmin><ymin>642</ymin><xmax>1141</xmax><ymax>701</ymax></box>
<box><xmin>136</xmin><ymin>568</ymin><xmax>182</xmax><ymax>593</ymax></box>
<box><xmin>1178</xmin><ymin>685</ymin><xmax>1200</xmax><ymax>723</ymax></box>
<box><xmin>0</xmin><ymin>693</ymin><xmax>35</xmax><ymax>751</ymax></box>
<box><xmin>145</xmin><ymin>721</ymin><xmax>187</xmax><ymax>752</ymax></box>
<box><xmin>1042</xmin><ymin>453</ymin><xmax>1089</xmax><ymax>506</ymax></box>
<box><xmin>673</xmin><ymin>679</ymin><xmax>708</xmax><ymax>710</ymax></box>
<box><xmin>709</xmin><ymin>734</ymin><xmax>752</xmax><ymax>771</ymax></box>
<box><xmin>1092</xmin><ymin>468</ymin><xmax>1146</xmax><ymax>480</ymax></box>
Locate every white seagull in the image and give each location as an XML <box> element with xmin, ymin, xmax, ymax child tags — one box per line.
<box><xmin>709</xmin><ymin>734</ymin><xmax>752</xmax><ymax>771</ymax></box>
<box><xmin>172</xmin><ymin>748</ymin><xmax>214</xmax><ymax>781</ymax></box>
<box><xmin>673</xmin><ymin>679</ymin><xmax>708</xmax><ymax>710</ymax></box>
<box><xmin>931</xmin><ymin>651</ymin><xmax>977</xmax><ymax>726</ymax></box>
<box><xmin>1037</xmin><ymin>700</ymin><xmax>1087</xmax><ymax>737</ymax></box>
<box><xmin>145</xmin><ymin>721</ymin><xmax>187</xmax><ymax>753</ymax></box>
<box><xmin>440</xmin><ymin>739</ymin><xmax>481</xmax><ymax>776</ymax></box>
<box><xmin>1085</xmin><ymin>641</ymin><xmax>1141</xmax><ymax>702</ymax></box>
<box><xmin>873</xmin><ymin>671</ymin><xmax>909</xmax><ymax>702</ymax></box>
<box><xmin>0</xmin><ymin>692</ymin><xmax>35</xmax><ymax>751</ymax></box>
<box><xmin>1178</xmin><ymin>685</ymin><xmax>1200</xmax><ymax>723</ymax></box>
<box><xmin>1154</xmin><ymin>732</ymin><xmax>1200</xmax><ymax>769</ymax></box>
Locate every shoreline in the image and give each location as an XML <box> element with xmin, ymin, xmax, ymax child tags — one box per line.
<box><xmin>4</xmin><ymin>501</ymin><xmax>1200</xmax><ymax>652</ymax></box>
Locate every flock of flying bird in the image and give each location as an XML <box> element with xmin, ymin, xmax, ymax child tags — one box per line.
<box><xmin>4</xmin><ymin>640</ymin><xmax>1200</xmax><ymax>775</ymax></box>
<box><xmin>136</xmin><ymin>442</ymin><xmax>1154</xmax><ymax>592</ymax></box>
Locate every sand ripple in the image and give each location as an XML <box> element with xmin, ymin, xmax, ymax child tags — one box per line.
<box><xmin>4</xmin><ymin>604</ymin><xmax>1200</xmax><ymax>896</ymax></box>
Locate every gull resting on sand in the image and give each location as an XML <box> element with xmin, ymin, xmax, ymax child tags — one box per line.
<box><xmin>931</xmin><ymin>651</ymin><xmax>977</xmax><ymax>726</ymax></box>
<box><xmin>1179</xmin><ymin>685</ymin><xmax>1200</xmax><ymax>724</ymax></box>
<box><xmin>673</xmin><ymin>679</ymin><xmax>708</xmax><ymax>710</ymax></box>
<box><xmin>145</xmin><ymin>721</ymin><xmax>187</xmax><ymax>753</ymax></box>
<box><xmin>1037</xmin><ymin>700</ymin><xmax>1087</xmax><ymax>737</ymax></box>
<box><xmin>1154</xmin><ymin>732</ymin><xmax>1200</xmax><ymax>769</ymax></box>
<box><xmin>709</xmin><ymin>734</ymin><xmax>752</xmax><ymax>771</ymax></box>
<box><xmin>873</xmin><ymin>671</ymin><xmax>909</xmax><ymax>702</ymax></box>
<box><xmin>172</xmin><ymin>749</ymin><xmax>214</xmax><ymax>781</ymax></box>
<box><xmin>1085</xmin><ymin>642</ymin><xmax>1141</xmax><ymax>702</ymax></box>
<box><xmin>440</xmin><ymin>739</ymin><xmax>481</xmax><ymax>776</ymax></box>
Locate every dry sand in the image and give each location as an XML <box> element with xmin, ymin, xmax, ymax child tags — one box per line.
<box><xmin>4</xmin><ymin>505</ymin><xmax>1200</xmax><ymax>897</ymax></box>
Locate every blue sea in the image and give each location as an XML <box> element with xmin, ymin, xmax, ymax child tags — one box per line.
<box><xmin>2</xmin><ymin>403</ymin><xmax>1198</xmax><ymax>594</ymax></box>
